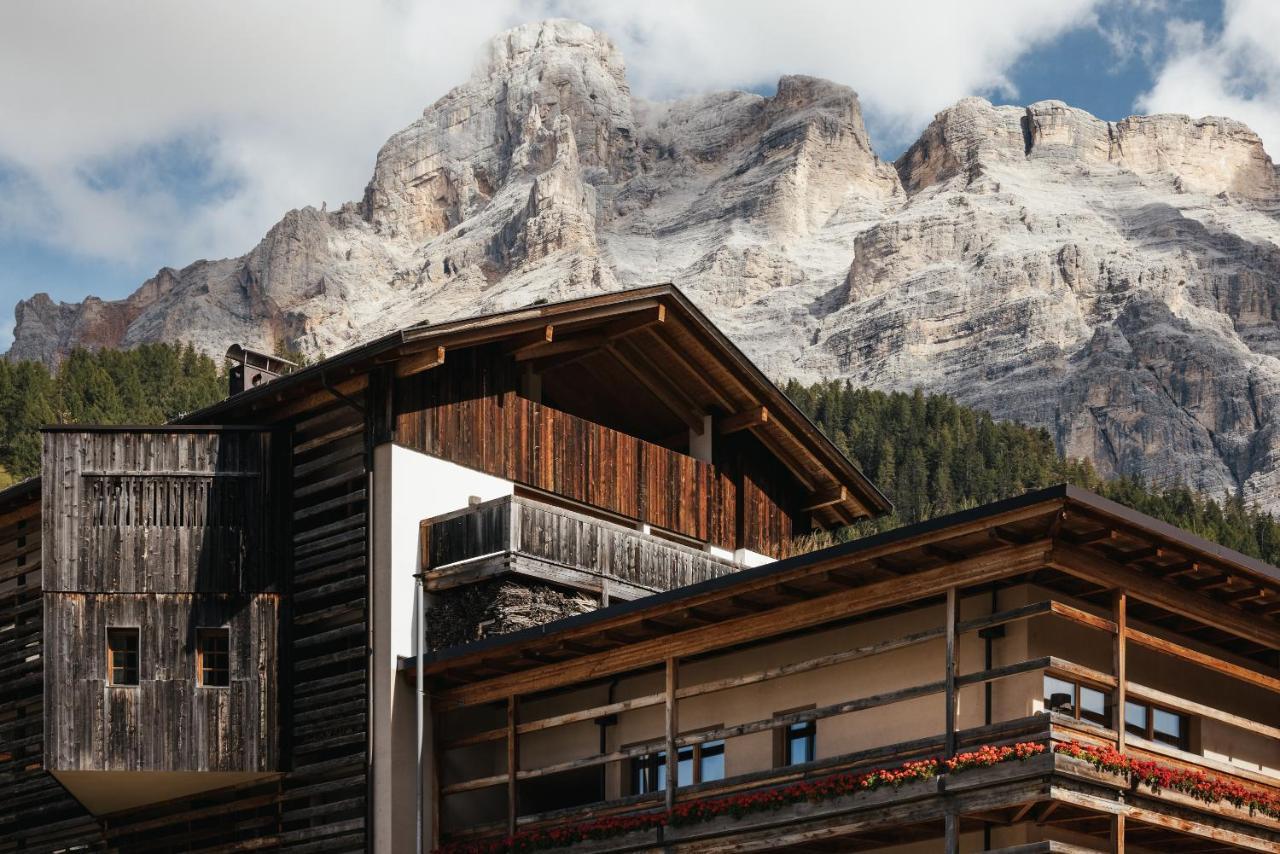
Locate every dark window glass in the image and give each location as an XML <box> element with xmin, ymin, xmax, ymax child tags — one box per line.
<box><xmin>198</xmin><ymin>627</ymin><xmax>230</xmax><ymax>687</ymax></box>
<box><xmin>1079</xmin><ymin>685</ymin><xmax>1110</xmax><ymax>726</ymax></box>
<box><xmin>677</xmin><ymin>745</ymin><xmax>695</xmax><ymax>787</ymax></box>
<box><xmin>107</xmin><ymin>627</ymin><xmax>139</xmax><ymax>686</ymax></box>
<box><xmin>700</xmin><ymin>740</ymin><xmax>725</xmax><ymax>782</ymax></box>
<box><xmin>630</xmin><ymin>751</ymin><xmax>665</xmax><ymax>794</ymax></box>
<box><xmin>1153</xmin><ymin>707</ymin><xmax>1186</xmax><ymax>748</ymax></box>
<box><xmin>786</xmin><ymin>721</ymin><xmax>816</xmax><ymax>765</ymax></box>
<box><xmin>1044</xmin><ymin>675</ymin><xmax>1075</xmax><ymax>714</ymax></box>
<box><xmin>1125</xmin><ymin>701</ymin><xmax>1149</xmax><ymax>738</ymax></box>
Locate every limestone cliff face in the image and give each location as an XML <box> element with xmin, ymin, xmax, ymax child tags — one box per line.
<box><xmin>10</xmin><ymin>19</ymin><xmax>1280</xmax><ymax>511</ymax></box>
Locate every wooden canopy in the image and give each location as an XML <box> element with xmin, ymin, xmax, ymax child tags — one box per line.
<box><xmin>410</xmin><ymin>484</ymin><xmax>1280</xmax><ymax>702</ymax></box>
<box><xmin>187</xmin><ymin>284</ymin><xmax>891</xmax><ymax>526</ymax></box>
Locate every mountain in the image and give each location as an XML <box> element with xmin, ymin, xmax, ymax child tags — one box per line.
<box><xmin>9</xmin><ymin>19</ymin><xmax>1280</xmax><ymax>510</ymax></box>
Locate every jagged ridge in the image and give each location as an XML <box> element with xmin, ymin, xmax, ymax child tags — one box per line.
<box><xmin>8</xmin><ymin>19</ymin><xmax>1280</xmax><ymax>511</ymax></box>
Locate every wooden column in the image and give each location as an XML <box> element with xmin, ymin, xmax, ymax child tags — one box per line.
<box><xmin>944</xmin><ymin>811</ymin><xmax>959</xmax><ymax>854</ymax></box>
<box><xmin>1110</xmin><ymin>812</ymin><xmax>1125</xmax><ymax>853</ymax></box>
<box><xmin>665</xmin><ymin>657</ymin><xmax>678</xmax><ymax>811</ymax></box>
<box><xmin>1113</xmin><ymin>590</ymin><xmax>1127</xmax><ymax>752</ymax></box>
<box><xmin>945</xmin><ymin>586</ymin><xmax>959</xmax><ymax>757</ymax></box>
<box><xmin>507</xmin><ymin>696</ymin><xmax>518</xmax><ymax>836</ymax></box>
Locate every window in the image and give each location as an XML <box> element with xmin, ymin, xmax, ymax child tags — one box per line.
<box><xmin>107</xmin><ymin>627</ymin><xmax>139</xmax><ymax>686</ymax></box>
<box><xmin>1125</xmin><ymin>700</ymin><xmax>1189</xmax><ymax>750</ymax></box>
<box><xmin>776</xmin><ymin>719</ymin><xmax>816</xmax><ymax>767</ymax></box>
<box><xmin>197</xmin><ymin>627</ymin><xmax>230</xmax><ymax>687</ymax></box>
<box><xmin>629</xmin><ymin>738</ymin><xmax>726</xmax><ymax>794</ymax></box>
<box><xmin>1043</xmin><ymin>675</ymin><xmax>1111</xmax><ymax>726</ymax></box>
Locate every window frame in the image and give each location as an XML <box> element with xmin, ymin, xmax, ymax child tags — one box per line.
<box><xmin>196</xmin><ymin>626</ymin><xmax>231</xmax><ymax>688</ymax></box>
<box><xmin>627</xmin><ymin>727</ymin><xmax>726</xmax><ymax>795</ymax></box>
<box><xmin>773</xmin><ymin>706</ymin><xmax>817</xmax><ymax>768</ymax></box>
<box><xmin>1043</xmin><ymin>674</ymin><xmax>1112</xmax><ymax>727</ymax></box>
<box><xmin>1124</xmin><ymin>698</ymin><xmax>1190</xmax><ymax>751</ymax></box>
<box><xmin>106</xmin><ymin>626</ymin><xmax>140</xmax><ymax>687</ymax></box>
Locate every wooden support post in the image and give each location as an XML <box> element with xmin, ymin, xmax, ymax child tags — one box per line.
<box><xmin>944</xmin><ymin>811</ymin><xmax>959</xmax><ymax>853</ymax></box>
<box><xmin>507</xmin><ymin>696</ymin><xmax>518</xmax><ymax>836</ymax></box>
<box><xmin>945</xmin><ymin>586</ymin><xmax>959</xmax><ymax>758</ymax></box>
<box><xmin>1114</xmin><ymin>590</ymin><xmax>1127</xmax><ymax>752</ymax></box>
<box><xmin>665</xmin><ymin>657</ymin><xmax>678</xmax><ymax>812</ymax></box>
<box><xmin>1110</xmin><ymin>812</ymin><xmax>1125</xmax><ymax>853</ymax></box>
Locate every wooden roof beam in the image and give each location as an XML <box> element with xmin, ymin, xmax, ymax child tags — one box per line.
<box><xmin>514</xmin><ymin>334</ymin><xmax>603</xmax><ymax>362</ymax></box>
<box><xmin>504</xmin><ymin>325</ymin><xmax>556</xmax><ymax>358</ymax></box>
<box><xmin>606</xmin><ymin>342</ymin><xmax>706</xmax><ymax>433</ymax></box>
<box><xmin>719</xmin><ymin>406</ymin><xmax>768</xmax><ymax>435</ymax></box>
<box><xmin>643</xmin><ymin>327</ymin><xmax>735</xmax><ymax>410</ymax></box>
<box><xmin>802</xmin><ymin>485</ymin><xmax>847</xmax><ymax>512</ymax></box>
<box><xmin>395</xmin><ymin>345</ymin><xmax>446</xmax><ymax>379</ymax></box>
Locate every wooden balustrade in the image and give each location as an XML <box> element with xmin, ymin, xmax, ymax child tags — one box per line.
<box><xmin>433</xmin><ymin>593</ymin><xmax>1279</xmax><ymax>843</ymax></box>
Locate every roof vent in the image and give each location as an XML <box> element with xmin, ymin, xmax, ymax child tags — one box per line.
<box><xmin>225</xmin><ymin>345</ymin><xmax>298</xmax><ymax>396</ymax></box>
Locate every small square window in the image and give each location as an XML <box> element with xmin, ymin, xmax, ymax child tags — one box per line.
<box><xmin>107</xmin><ymin>627</ymin><xmax>139</xmax><ymax>686</ymax></box>
<box><xmin>197</xmin><ymin>627</ymin><xmax>230</xmax><ymax>687</ymax></box>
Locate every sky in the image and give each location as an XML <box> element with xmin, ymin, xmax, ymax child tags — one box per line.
<box><xmin>1</xmin><ymin>0</ymin><xmax>1276</xmax><ymax>351</ymax></box>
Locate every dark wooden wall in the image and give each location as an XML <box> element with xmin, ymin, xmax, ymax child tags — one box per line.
<box><xmin>42</xmin><ymin>428</ymin><xmax>282</xmax><ymax>777</ymax></box>
<box><xmin>6</xmin><ymin>404</ymin><xmax>372</xmax><ymax>853</ymax></box>
<box><xmin>43</xmin><ymin>429</ymin><xmax>281</xmax><ymax>593</ymax></box>
<box><xmin>43</xmin><ymin>593</ymin><xmax>278</xmax><ymax>772</ymax></box>
<box><xmin>0</xmin><ymin>483</ymin><xmax>106</xmax><ymax>853</ymax></box>
<box><xmin>395</xmin><ymin>345</ymin><xmax>809</xmax><ymax>555</ymax></box>
<box><xmin>720</xmin><ymin>431</ymin><xmax>810</xmax><ymax>557</ymax></box>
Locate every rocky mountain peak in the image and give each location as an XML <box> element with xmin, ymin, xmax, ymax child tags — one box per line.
<box><xmin>9</xmin><ymin>18</ymin><xmax>1280</xmax><ymax>515</ymax></box>
<box><xmin>897</xmin><ymin>96</ymin><xmax>1280</xmax><ymax>201</ymax></box>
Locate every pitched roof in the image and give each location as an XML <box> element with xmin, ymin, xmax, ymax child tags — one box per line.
<box><xmin>182</xmin><ymin>283</ymin><xmax>890</xmax><ymax>523</ymax></box>
<box><xmin>410</xmin><ymin>484</ymin><xmax>1280</xmax><ymax>698</ymax></box>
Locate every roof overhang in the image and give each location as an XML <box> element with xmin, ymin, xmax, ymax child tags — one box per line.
<box><xmin>408</xmin><ymin>484</ymin><xmax>1280</xmax><ymax>703</ymax></box>
<box><xmin>180</xmin><ymin>284</ymin><xmax>890</xmax><ymax>523</ymax></box>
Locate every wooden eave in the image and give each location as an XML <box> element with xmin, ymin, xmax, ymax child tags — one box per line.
<box><xmin>176</xmin><ymin>283</ymin><xmax>889</xmax><ymax>522</ymax></box>
<box><xmin>408</xmin><ymin>484</ymin><xmax>1280</xmax><ymax>704</ymax></box>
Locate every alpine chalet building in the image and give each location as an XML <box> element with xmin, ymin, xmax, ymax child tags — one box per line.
<box><xmin>0</xmin><ymin>286</ymin><xmax>1276</xmax><ymax>853</ymax></box>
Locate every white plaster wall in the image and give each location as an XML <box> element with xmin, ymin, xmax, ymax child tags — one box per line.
<box><xmin>374</xmin><ymin>443</ymin><xmax>514</xmax><ymax>853</ymax></box>
<box><xmin>387</xmin><ymin>444</ymin><xmax>514</xmax><ymax>662</ymax></box>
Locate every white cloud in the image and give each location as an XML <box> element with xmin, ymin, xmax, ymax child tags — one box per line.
<box><xmin>1137</xmin><ymin>0</ymin><xmax>1280</xmax><ymax>158</ymax></box>
<box><xmin>0</xmin><ymin>0</ymin><xmax>1101</xmax><ymax>302</ymax></box>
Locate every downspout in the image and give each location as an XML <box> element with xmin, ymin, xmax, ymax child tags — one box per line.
<box><xmin>415</xmin><ymin>572</ymin><xmax>426</xmax><ymax>854</ymax></box>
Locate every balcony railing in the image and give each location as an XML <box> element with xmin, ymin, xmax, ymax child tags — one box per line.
<box><xmin>432</xmin><ymin>595</ymin><xmax>1280</xmax><ymax>851</ymax></box>
<box><xmin>421</xmin><ymin>494</ymin><xmax>740</xmax><ymax>600</ymax></box>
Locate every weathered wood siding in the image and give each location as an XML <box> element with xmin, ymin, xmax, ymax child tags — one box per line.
<box><xmin>42</xmin><ymin>428</ymin><xmax>282</xmax><ymax>777</ymax></box>
<box><xmin>722</xmin><ymin>432</ymin><xmax>809</xmax><ymax>558</ymax></box>
<box><xmin>395</xmin><ymin>345</ymin><xmax>742</xmax><ymax>550</ymax></box>
<box><xmin>275</xmin><ymin>400</ymin><xmax>370</xmax><ymax>850</ymax></box>
<box><xmin>427</xmin><ymin>495</ymin><xmax>737</xmax><ymax>591</ymax></box>
<box><xmin>43</xmin><ymin>593</ymin><xmax>278</xmax><ymax>772</ymax></box>
<box><xmin>43</xmin><ymin>429</ymin><xmax>281</xmax><ymax>593</ymax></box>
<box><xmin>0</xmin><ymin>483</ymin><xmax>105</xmax><ymax>852</ymax></box>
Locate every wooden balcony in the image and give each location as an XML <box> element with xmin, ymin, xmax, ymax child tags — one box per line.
<box><xmin>420</xmin><ymin>494</ymin><xmax>741</xmax><ymax>601</ymax></box>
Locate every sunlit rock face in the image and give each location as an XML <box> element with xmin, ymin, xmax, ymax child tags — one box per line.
<box><xmin>10</xmin><ymin>20</ymin><xmax>1280</xmax><ymax>509</ymax></box>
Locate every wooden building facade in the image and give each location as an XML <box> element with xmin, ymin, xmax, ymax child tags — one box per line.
<box><xmin>1</xmin><ymin>285</ymin><xmax>889</xmax><ymax>852</ymax></box>
<box><xmin>4</xmin><ymin>284</ymin><xmax>1275</xmax><ymax>852</ymax></box>
<box><xmin>413</xmin><ymin>486</ymin><xmax>1280</xmax><ymax>853</ymax></box>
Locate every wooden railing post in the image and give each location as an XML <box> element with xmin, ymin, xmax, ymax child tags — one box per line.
<box><xmin>1114</xmin><ymin>590</ymin><xmax>1127</xmax><ymax>752</ymax></box>
<box><xmin>507</xmin><ymin>695</ymin><xmax>518</xmax><ymax>836</ymax></box>
<box><xmin>944</xmin><ymin>811</ymin><xmax>959</xmax><ymax>853</ymax></box>
<box><xmin>665</xmin><ymin>657</ymin><xmax>678</xmax><ymax>811</ymax></box>
<box><xmin>945</xmin><ymin>586</ymin><xmax>959</xmax><ymax>757</ymax></box>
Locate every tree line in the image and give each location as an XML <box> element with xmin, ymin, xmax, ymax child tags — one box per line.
<box><xmin>1</xmin><ymin>347</ymin><xmax>1278</xmax><ymax>566</ymax></box>
<box><xmin>784</xmin><ymin>379</ymin><xmax>1280</xmax><ymax>565</ymax></box>
<box><xmin>0</xmin><ymin>344</ymin><xmax>224</xmax><ymax>486</ymax></box>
